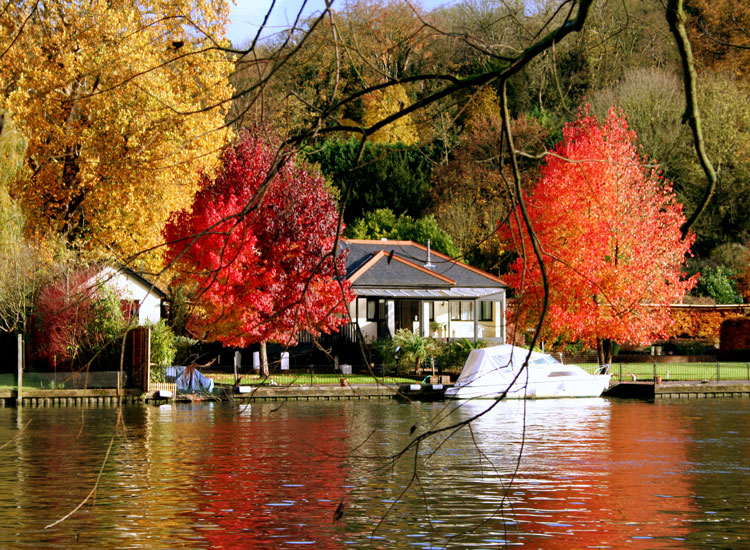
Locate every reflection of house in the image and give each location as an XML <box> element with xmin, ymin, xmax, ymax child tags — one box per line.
<box><xmin>97</xmin><ymin>265</ymin><xmax>165</xmax><ymax>325</ymax></box>
<box><xmin>341</xmin><ymin>239</ymin><xmax>507</xmax><ymax>343</ymax></box>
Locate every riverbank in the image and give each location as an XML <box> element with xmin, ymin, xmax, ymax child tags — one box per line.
<box><xmin>0</xmin><ymin>388</ymin><xmax>144</xmax><ymax>407</ymax></box>
<box><xmin>3</xmin><ymin>379</ymin><xmax>750</xmax><ymax>406</ymax></box>
<box><xmin>0</xmin><ymin>384</ymin><xmax>403</xmax><ymax>406</ymax></box>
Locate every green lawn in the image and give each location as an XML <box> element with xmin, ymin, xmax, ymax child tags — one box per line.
<box><xmin>205</xmin><ymin>372</ymin><xmax>419</xmax><ymax>387</ymax></box>
<box><xmin>211</xmin><ymin>363</ymin><xmax>750</xmax><ymax>386</ymax></box>
<box><xmin>0</xmin><ymin>374</ymin><xmax>16</xmax><ymax>391</ymax></box>
<box><xmin>579</xmin><ymin>362</ymin><xmax>750</xmax><ymax>382</ymax></box>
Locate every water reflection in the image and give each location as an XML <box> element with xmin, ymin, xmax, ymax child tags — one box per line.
<box><xmin>0</xmin><ymin>398</ymin><xmax>747</xmax><ymax>549</ymax></box>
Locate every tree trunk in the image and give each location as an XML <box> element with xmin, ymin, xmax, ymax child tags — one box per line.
<box><xmin>260</xmin><ymin>341</ymin><xmax>269</xmax><ymax>378</ymax></box>
<box><xmin>597</xmin><ymin>338</ymin><xmax>614</xmax><ymax>366</ymax></box>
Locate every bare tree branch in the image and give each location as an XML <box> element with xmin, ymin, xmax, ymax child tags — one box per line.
<box><xmin>666</xmin><ymin>0</ymin><xmax>718</xmax><ymax>239</ymax></box>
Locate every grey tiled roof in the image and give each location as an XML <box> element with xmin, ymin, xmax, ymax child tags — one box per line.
<box><xmin>342</xmin><ymin>239</ymin><xmax>506</xmax><ymax>291</ymax></box>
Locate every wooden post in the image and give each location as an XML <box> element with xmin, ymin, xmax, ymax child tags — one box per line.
<box><xmin>473</xmin><ymin>299</ymin><xmax>479</xmax><ymax>342</ymax></box>
<box><xmin>260</xmin><ymin>341</ymin><xmax>269</xmax><ymax>378</ymax></box>
<box><xmin>17</xmin><ymin>334</ymin><xmax>23</xmax><ymax>406</ymax></box>
<box><xmin>233</xmin><ymin>350</ymin><xmax>241</xmax><ymax>384</ymax></box>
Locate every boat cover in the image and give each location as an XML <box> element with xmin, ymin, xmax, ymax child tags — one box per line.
<box><xmin>165</xmin><ymin>366</ymin><xmax>215</xmax><ymax>393</ymax></box>
<box><xmin>453</xmin><ymin>344</ymin><xmax>561</xmax><ymax>386</ymax></box>
<box><xmin>447</xmin><ymin>344</ymin><xmax>609</xmax><ymax>399</ymax></box>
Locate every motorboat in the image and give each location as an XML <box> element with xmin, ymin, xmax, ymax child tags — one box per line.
<box><xmin>444</xmin><ymin>344</ymin><xmax>611</xmax><ymax>399</ymax></box>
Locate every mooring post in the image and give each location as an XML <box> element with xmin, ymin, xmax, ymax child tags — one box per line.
<box><xmin>17</xmin><ymin>334</ymin><xmax>23</xmax><ymax>406</ymax></box>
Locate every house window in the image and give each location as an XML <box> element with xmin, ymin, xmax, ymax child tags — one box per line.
<box><xmin>479</xmin><ymin>301</ymin><xmax>493</xmax><ymax>322</ymax></box>
<box><xmin>367</xmin><ymin>299</ymin><xmax>385</xmax><ymax>321</ymax></box>
<box><xmin>121</xmin><ymin>299</ymin><xmax>139</xmax><ymax>324</ymax></box>
<box><xmin>450</xmin><ymin>300</ymin><xmax>474</xmax><ymax>321</ymax></box>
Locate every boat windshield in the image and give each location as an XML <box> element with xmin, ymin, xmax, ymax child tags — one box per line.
<box><xmin>529</xmin><ymin>355</ymin><xmax>561</xmax><ymax>365</ymax></box>
<box><xmin>489</xmin><ymin>353</ymin><xmax>561</xmax><ymax>370</ymax></box>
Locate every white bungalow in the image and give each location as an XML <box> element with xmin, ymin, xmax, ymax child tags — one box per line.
<box><xmin>341</xmin><ymin>239</ymin><xmax>507</xmax><ymax>343</ymax></box>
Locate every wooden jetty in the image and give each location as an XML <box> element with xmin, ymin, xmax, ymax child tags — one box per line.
<box><xmin>605</xmin><ymin>380</ymin><xmax>750</xmax><ymax>399</ymax></box>
<box><xmin>230</xmin><ymin>383</ymin><xmax>400</xmax><ymax>401</ymax></box>
<box><xmin>0</xmin><ymin>388</ymin><xmax>144</xmax><ymax>407</ymax></box>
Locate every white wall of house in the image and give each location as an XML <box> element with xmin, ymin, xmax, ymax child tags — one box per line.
<box><xmin>349</xmin><ymin>298</ymin><xmax>377</xmax><ymax>343</ymax></box>
<box><xmin>99</xmin><ymin>267</ymin><xmax>162</xmax><ymax>325</ymax></box>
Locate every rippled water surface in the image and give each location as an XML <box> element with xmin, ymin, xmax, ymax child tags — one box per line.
<box><xmin>0</xmin><ymin>397</ymin><xmax>748</xmax><ymax>549</ymax></box>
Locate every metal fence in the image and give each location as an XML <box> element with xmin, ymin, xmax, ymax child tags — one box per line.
<box><xmin>579</xmin><ymin>362</ymin><xmax>750</xmax><ymax>382</ymax></box>
<box><xmin>199</xmin><ymin>361</ymin><xmax>418</xmax><ymax>387</ymax></box>
<box><xmin>0</xmin><ymin>371</ymin><xmax>128</xmax><ymax>391</ymax></box>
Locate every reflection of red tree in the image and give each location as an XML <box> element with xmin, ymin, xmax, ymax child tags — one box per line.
<box><xmin>191</xmin><ymin>405</ymin><xmax>350</xmax><ymax>549</ymax></box>
<box><xmin>508</xmin><ymin>402</ymin><xmax>697</xmax><ymax>549</ymax></box>
<box><xmin>599</xmin><ymin>402</ymin><xmax>697</xmax><ymax>548</ymax></box>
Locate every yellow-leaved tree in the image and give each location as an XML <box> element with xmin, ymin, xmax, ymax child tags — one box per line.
<box><xmin>362</xmin><ymin>84</ymin><xmax>420</xmax><ymax>145</ymax></box>
<box><xmin>0</xmin><ymin>0</ymin><xmax>235</xmax><ymax>269</ymax></box>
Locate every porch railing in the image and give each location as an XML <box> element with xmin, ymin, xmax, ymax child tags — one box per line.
<box><xmin>297</xmin><ymin>322</ymin><xmax>360</xmax><ymax>345</ymax></box>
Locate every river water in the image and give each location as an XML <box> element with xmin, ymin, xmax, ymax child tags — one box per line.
<box><xmin>0</xmin><ymin>396</ymin><xmax>747</xmax><ymax>549</ymax></box>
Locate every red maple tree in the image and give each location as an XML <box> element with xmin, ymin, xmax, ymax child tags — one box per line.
<box><xmin>164</xmin><ymin>129</ymin><xmax>353</xmax><ymax>373</ymax></box>
<box><xmin>501</xmin><ymin>107</ymin><xmax>697</xmax><ymax>364</ymax></box>
<box><xmin>31</xmin><ymin>266</ymin><xmax>125</xmax><ymax>369</ymax></box>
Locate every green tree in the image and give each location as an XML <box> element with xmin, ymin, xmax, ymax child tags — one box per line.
<box><xmin>0</xmin><ymin>112</ymin><xmax>44</xmax><ymax>334</ymax></box>
<box><xmin>346</xmin><ymin>208</ymin><xmax>459</xmax><ymax>258</ymax></box>
<box><xmin>0</xmin><ymin>111</ymin><xmax>26</xmax><ymax>188</ymax></box>
<box><xmin>592</xmin><ymin>70</ymin><xmax>750</xmax><ymax>254</ymax></box>
<box><xmin>306</xmin><ymin>139</ymin><xmax>434</xmax><ymax>224</ymax></box>
<box><xmin>693</xmin><ymin>266</ymin><xmax>741</xmax><ymax>304</ymax></box>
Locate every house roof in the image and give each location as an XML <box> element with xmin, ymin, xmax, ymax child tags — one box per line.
<box><xmin>122</xmin><ymin>267</ymin><xmax>168</xmax><ymax>299</ymax></box>
<box><xmin>341</xmin><ymin>239</ymin><xmax>506</xmax><ymax>299</ymax></box>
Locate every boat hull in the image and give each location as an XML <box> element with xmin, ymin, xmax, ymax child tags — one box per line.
<box><xmin>445</xmin><ymin>375</ymin><xmax>611</xmax><ymax>400</ymax></box>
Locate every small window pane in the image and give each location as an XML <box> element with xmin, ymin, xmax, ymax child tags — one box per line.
<box><xmin>452</xmin><ymin>301</ymin><xmax>474</xmax><ymax>321</ymax></box>
<box><xmin>480</xmin><ymin>302</ymin><xmax>493</xmax><ymax>321</ymax></box>
<box><xmin>461</xmin><ymin>301</ymin><xmax>474</xmax><ymax>321</ymax></box>
<box><xmin>367</xmin><ymin>299</ymin><xmax>377</xmax><ymax>321</ymax></box>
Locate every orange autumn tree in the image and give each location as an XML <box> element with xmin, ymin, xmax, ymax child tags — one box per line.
<box><xmin>501</xmin><ymin>107</ymin><xmax>697</xmax><ymax>364</ymax></box>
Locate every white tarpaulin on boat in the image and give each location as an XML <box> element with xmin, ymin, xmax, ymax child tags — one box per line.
<box><xmin>453</xmin><ymin>344</ymin><xmax>551</xmax><ymax>386</ymax></box>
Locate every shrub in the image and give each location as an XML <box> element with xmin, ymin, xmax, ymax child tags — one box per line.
<box><xmin>437</xmin><ymin>338</ymin><xmax>488</xmax><ymax>372</ymax></box>
<box><xmin>149</xmin><ymin>319</ymin><xmax>177</xmax><ymax>368</ymax></box>
<box><xmin>373</xmin><ymin>330</ymin><xmax>444</xmax><ymax>373</ymax></box>
<box><xmin>174</xmin><ymin>335</ymin><xmax>198</xmax><ymax>364</ymax></box>
<box><xmin>694</xmin><ymin>266</ymin><xmax>741</xmax><ymax>304</ymax></box>
<box><xmin>31</xmin><ymin>267</ymin><xmax>126</xmax><ymax>369</ymax></box>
